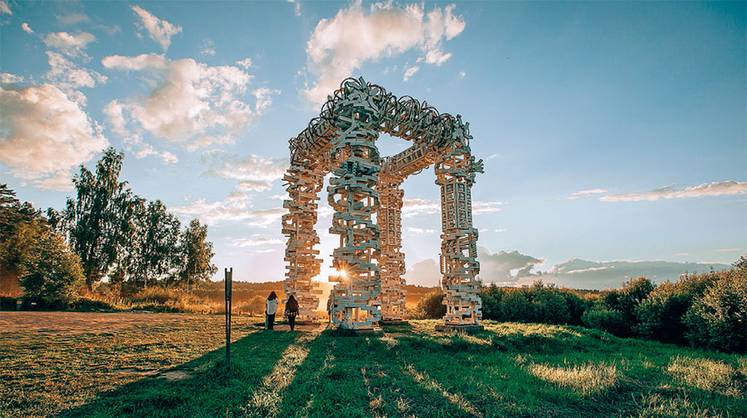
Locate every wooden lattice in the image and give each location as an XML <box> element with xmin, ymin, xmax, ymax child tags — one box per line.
<box><xmin>283</xmin><ymin>77</ymin><xmax>483</xmax><ymax>330</ymax></box>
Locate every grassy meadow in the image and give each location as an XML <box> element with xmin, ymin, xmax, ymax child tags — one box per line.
<box><xmin>0</xmin><ymin>313</ymin><xmax>745</xmax><ymax>417</ymax></box>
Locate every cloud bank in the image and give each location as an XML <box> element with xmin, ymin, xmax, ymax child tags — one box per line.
<box><xmin>600</xmin><ymin>181</ymin><xmax>747</xmax><ymax>202</ymax></box>
<box><xmin>303</xmin><ymin>2</ymin><xmax>465</xmax><ymax>104</ymax></box>
<box><xmin>0</xmin><ymin>84</ymin><xmax>108</xmax><ymax>191</ymax></box>
<box><xmin>102</xmin><ymin>54</ymin><xmax>274</xmax><ymax>157</ymax></box>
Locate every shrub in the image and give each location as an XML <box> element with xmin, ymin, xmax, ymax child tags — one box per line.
<box><xmin>582</xmin><ymin>304</ymin><xmax>627</xmax><ymax>336</ymax></box>
<box><xmin>480</xmin><ymin>284</ymin><xmax>503</xmax><ymax>320</ymax></box>
<box><xmin>0</xmin><ymin>296</ymin><xmax>19</xmax><ymax>310</ymax></box>
<box><xmin>635</xmin><ymin>273</ymin><xmax>717</xmax><ymax>344</ymax></box>
<box><xmin>129</xmin><ymin>286</ymin><xmax>219</xmax><ymax>314</ymax></box>
<box><xmin>602</xmin><ymin>277</ymin><xmax>654</xmax><ymax>335</ymax></box>
<box><xmin>236</xmin><ymin>295</ymin><xmax>266</xmax><ymax>315</ymax></box>
<box><xmin>415</xmin><ymin>290</ymin><xmax>446</xmax><ymax>319</ymax></box>
<box><xmin>683</xmin><ymin>261</ymin><xmax>747</xmax><ymax>353</ymax></box>
<box><xmin>499</xmin><ymin>289</ymin><xmax>532</xmax><ymax>322</ymax></box>
<box><xmin>561</xmin><ymin>291</ymin><xmax>591</xmax><ymax>325</ymax></box>
<box><xmin>526</xmin><ymin>282</ymin><xmax>571</xmax><ymax>324</ymax></box>
<box><xmin>17</xmin><ymin>223</ymin><xmax>84</xmax><ymax>308</ymax></box>
<box><xmin>71</xmin><ymin>297</ymin><xmax>118</xmax><ymax>312</ymax></box>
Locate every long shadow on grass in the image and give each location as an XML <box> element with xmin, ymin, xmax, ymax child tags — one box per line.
<box><xmin>391</xmin><ymin>326</ymin><xmax>642</xmax><ymax>417</ymax></box>
<box><xmin>57</xmin><ymin>330</ymin><xmax>298</xmax><ymax>418</ymax></box>
<box><xmin>275</xmin><ymin>330</ymin><xmax>472</xmax><ymax>418</ymax></box>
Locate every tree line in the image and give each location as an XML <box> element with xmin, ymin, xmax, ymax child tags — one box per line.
<box><xmin>415</xmin><ymin>259</ymin><xmax>746</xmax><ymax>353</ymax></box>
<box><xmin>0</xmin><ymin>148</ymin><xmax>217</xmax><ymax>307</ymax></box>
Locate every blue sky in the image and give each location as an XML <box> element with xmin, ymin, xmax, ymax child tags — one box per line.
<box><xmin>1</xmin><ymin>1</ymin><xmax>745</xmax><ymax>288</ymax></box>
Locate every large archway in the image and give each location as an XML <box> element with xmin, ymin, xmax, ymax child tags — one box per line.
<box><xmin>282</xmin><ymin>77</ymin><xmax>484</xmax><ymax>330</ymax></box>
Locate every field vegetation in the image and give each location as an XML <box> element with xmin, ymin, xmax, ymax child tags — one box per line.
<box><xmin>0</xmin><ymin>313</ymin><xmax>744</xmax><ymax>417</ymax></box>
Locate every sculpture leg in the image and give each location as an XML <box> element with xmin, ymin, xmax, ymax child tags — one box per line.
<box><xmin>327</xmin><ymin>130</ymin><xmax>381</xmax><ymax>330</ymax></box>
<box><xmin>282</xmin><ymin>160</ymin><xmax>323</xmax><ymax>321</ymax></box>
<box><xmin>378</xmin><ymin>180</ymin><xmax>406</xmax><ymax>321</ymax></box>
<box><xmin>435</xmin><ymin>145</ymin><xmax>482</xmax><ymax>326</ymax></box>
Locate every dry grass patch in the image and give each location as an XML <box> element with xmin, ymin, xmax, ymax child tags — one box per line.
<box><xmin>529</xmin><ymin>362</ymin><xmax>618</xmax><ymax>395</ymax></box>
<box><xmin>666</xmin><ymin>356</ymin><xmax>743</xmax><ymax>397</ymax></box>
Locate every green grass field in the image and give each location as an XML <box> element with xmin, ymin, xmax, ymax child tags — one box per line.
<box><xmin>0</xmin><ymin>312</ymin><xmax>744</xmax><ymax>417</ymax></box>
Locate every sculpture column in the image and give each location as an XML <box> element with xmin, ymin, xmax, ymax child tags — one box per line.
<box><xmin>378</xmin><ymin>179</ymin><xmax>406</xmax><ymax>321</ymax></box>
<box><xmin>327</xmin><ymin>90</ymin><xmax>382</xmax><ymax>330</ymax></box>
<box><xmin>434</xmin><ymin>143</ymin><xmax>483</xmax><ymax>326</ymax></box>
<box><xmin>281</xmin><ymin>157</ymin><xmax>324</xmax><ymax>321</ymax></box>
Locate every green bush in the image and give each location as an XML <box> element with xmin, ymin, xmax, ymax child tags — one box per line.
<box><xmin>70</xmin><ymin>297</ymin><xmax>118</xmax><ymax>312</ymax></box>
<box><xmin>499</xmin><ymin>289</ymin><xmax>532</xmax><ymax>321</ymax></box>
<box><xmin>602</xmin><ymin>277</ymin><xmax>654</xmax><ymax>336</ymax></box>
<box><xmin>480</xmin><ymin>282</ymin><xmax>589</xmax><ymax>325</ymax></box>
<box><xmin>635</xmin><ymin>273</ymin><xmax>717</xmax><ymax>344</ymax></box>
<box><xmin>0</xmin><ymin>296</ymin><xmax>19</xmax><ymax>310</ymax></box>
<box><xmin>526</xmin><ymin>282</ymin><xmax>571</xmax><ymax>324</ymax></box>
<box><xmin>414</xmin><ymin>290</ymin><xmax>446</xmax><ymax>319</ymax></box>
<box><xmin>17</xmin><ymin>223</ymin><xmax>84</xmax><ymax>308</ymax></box>
<box><xmin>683</xmin><ymin>260</ymin><xmax>747</xmax><ymax>353</ymax></box>
<box><xmin>582</xmin><ymin>304</ymin><xmax>627</xmax><ymax>336</ymax></box>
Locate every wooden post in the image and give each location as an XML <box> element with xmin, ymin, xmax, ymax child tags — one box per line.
<box><xmin>224</xmin><ymin>267</ymin><xmax>233</xmax><ymax>366</ymax></box>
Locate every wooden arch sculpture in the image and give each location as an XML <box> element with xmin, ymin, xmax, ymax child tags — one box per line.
<box><xmin>282</xmin><ymin>77</ymin><xmax>484</xmax><ymax>330</ymax></box>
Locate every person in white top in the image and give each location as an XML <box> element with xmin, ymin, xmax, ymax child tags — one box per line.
<box><xmin>265</xmin><ymin>291</ymin><xmax>279</xmax><ymax>330</ymax></box>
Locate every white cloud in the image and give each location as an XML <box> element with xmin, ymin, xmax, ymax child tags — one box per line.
<box><xmin>0</xmin><ymin>73</ymin><xmax>24</xmax><ymax>84</ymax></box>
<box><xmin>200</xmin><ymin>39</ymin><xmax>216</xmax><ymax>56</ymax></box>
<box><xmin>57</xmin><ymin>12</ymin><xmax>90</xmax><ymax>25</ymax></box>
<box><xmin>172</xmin><ymin>193</ymin><xmax>285</xmax><ymax>227</ymax></box>
<box><xmin>232</xmin><ymin>235</ymin><xmax>285</xmax><ymax>248</ymax></box>
<box><xmin>458</xmin><ymin>70</ymin><xmax>466</xmax><ymax>79</ymax></box>
<box><xmin>21</xmin><ymin>22</ymin><xmax>33</xmax><ymax>34</ymax></box>
<box><xmin>715</xmin><ymin>248</ymin><xmax>743</xmax><ymax>253</ymax></box>
<box><xmin>102</xmin><ymin>54</ymin><xmax>274</xmax><ymax>151</ymax></box>
<box><xmin>209</xmin><ymin>154</ymin><xmax>288</xmax><ymax>191</ymax></box>
<box><xmin>600</xmin><ymin>181</ymin><xmax>747</xmax><ymax>202</ymax></box>
<box><xmin>288</xmin><ymin>0</ymin><xmax>301</xmax><ymax>17</ymax></box>
<box><xmin>403</xmin><ymin>258</ymin><xmax>440</xmax><ymax>286</ymax></box>
<box><xmin>402</xmin><ymin>198</ymin><xmax>501</xmax><ymax>217</ymax></box>
<box><xmin>303</xmin><ymin>2</ymin><xmax>466</xmax><ymax>104</ymax></box>
<box><xmin>0</xmin><ymin>0</ymin><xmax>10</xmax><ymax>15</ymax></box>
<box><xmin>403</xmin><ymin>65</ymin><xmax>419</xmax><ymax>81</ymax></box>
<box><xmin>423</xmin><ymin>49</ymin><xmax>451</xmax><ymax>65</ymax></box>
<box><xmin>131</xmin><ymin>5</ymin><xmax>182</xmax><ymax>51</ymax></box>
<box><xmin>236</xmin><ymin>58</ymin><xmax>253</xmax><ymax>69</ymax></box>
<box><xmin>478</xmin><ymin>248</ymin><xmax>543</xmax><ymax>284</ymax></box>
<box><xmin>472</xmin><ymin>201</ymin><xmax>502</xmax><ymax>214</ymax></box>
<box><xmin>45</xmin><ymin>51</ymin><xmax>107</xmax><ymax>106</ymax></box>
<box><xmin>568</xmin><ymin>188</ymin><xmax>608</xmax><ymax>200</ymax></box>
<box><xmin>407</xmin><ymin>227</ymin><xmax>435</xmax><ymax>234</ymax></box>
<box><xmin>402</xmin><ymin>197</ymin><xmax>440</xmax><ymax>217</ymax></box>
<box><xmin>103</xmin><ymin>100</ymin><xmax>176</xmax><ymax>164</ymax></box>
<box><xmin>0</xmin><ymin>84</ymin><xmax>108</xmax><ymax>191</ymax></box>
<box><xmin>43</xmin><ymin>31</ymin><xmax>96</xmax><ymax>57</ymax></box>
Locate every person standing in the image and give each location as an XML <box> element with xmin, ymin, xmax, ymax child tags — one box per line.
<box><xmin>265</xmin><ymin>291</ymin><xmax>279</xmax><ymax>330</ymax></box>
<box><xmin>285</xmin><ymin>295</ymin><xmax>299</xmax><ymax>331</ymax></box>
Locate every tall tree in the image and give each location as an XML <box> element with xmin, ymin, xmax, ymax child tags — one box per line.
<box><xmin>63</xmin><ymin>148</ymin><xmax>131</xmax><ymax>290</ymax></box>
<box><xmin>109</xmin><ymin>193</ymin><xmax>147</xmax><ymax>289</ymax></box>
<box><xmin>177</xmin><ymin>219</ymin><xmax>217</xmax><ymax>289</ymax></box>
<box><xmin>1</xmin><ymin>184</ymin><xmax>41</xmax><ymax>240</ymax></box>
<box><xmin>137</xmin><ymin>200</ymin><xmax>181</xmax><ymax>288</ymax></box>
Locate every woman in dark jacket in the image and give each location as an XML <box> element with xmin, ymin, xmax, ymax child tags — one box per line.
<box><xmin>285</xmin><ymin>295</ymin><xmax>299</xmax><ymax>331</ymax></box>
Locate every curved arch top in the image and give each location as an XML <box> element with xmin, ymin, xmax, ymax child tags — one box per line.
<box><xmin>289</xmin><ymin>77</ymin><xmax>474</xmax><ymax>164</ymax></box>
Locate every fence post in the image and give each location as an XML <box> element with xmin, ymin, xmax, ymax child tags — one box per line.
<box><xmin>225</xmin><ymin>267</ymin><xmax>233</xmax><ymax>367</ymax></box>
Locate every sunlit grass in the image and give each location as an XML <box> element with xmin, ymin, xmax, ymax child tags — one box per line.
<box><xmin>666</xmin><ymin>356</ymin><xmax>744</xmax><ymax>397</ymax></box>
<box><xmin>528</xmin><ymin>362</ymin><xmax>618</xmax><ymax>395</ymax></box>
